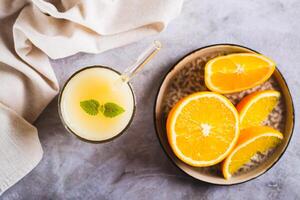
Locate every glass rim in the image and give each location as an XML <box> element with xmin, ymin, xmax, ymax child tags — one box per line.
<box><xmin>57</xmin><ymin>65</ymin><xmax>136</xmax><ymax>144</ymax></box>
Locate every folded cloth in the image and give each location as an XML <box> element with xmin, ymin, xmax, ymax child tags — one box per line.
<box><xmin>0</xmin><ymin>0</ymin><xmax>183</xmax><ymax>195</ymax></box>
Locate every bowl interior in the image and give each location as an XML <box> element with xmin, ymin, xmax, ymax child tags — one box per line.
<box><xmin>154</xmin><ymin>44</ymin><xmax>294</xmax><ymax>185</ymax></box>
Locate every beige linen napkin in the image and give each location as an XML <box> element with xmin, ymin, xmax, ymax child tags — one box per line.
<box><xmin>0</xmin><ymin>0</ymin><xmax>183</xmax><ymax>194</ymax></box>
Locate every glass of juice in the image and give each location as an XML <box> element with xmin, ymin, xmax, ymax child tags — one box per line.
<box><xmin>58</xmin><ymin>41</ymin><xmax>161</xmax><ymax>143</ymax></box>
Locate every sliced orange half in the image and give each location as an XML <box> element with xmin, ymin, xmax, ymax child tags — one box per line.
<box><xmin>237</xmin><ymin>90</ymin><xmax>280</xmax><ymax>130</ymax></box>
<box><xmin>222</xmin><ymin>126</ymin><xmax>283</xmax><ymax>179</ymax></box>
<box><xmin>166</xmin><ymin>92</ymin><xmax>239</xmax><ymax>167</ymax></box>
<box><xmin>205</xmin><ymin>53</ymin><xmax>276</xmax><ymax>94</ymax></box>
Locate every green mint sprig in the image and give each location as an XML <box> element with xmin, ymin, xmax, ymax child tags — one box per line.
<box><xmin>80</xmin><ymin>99</ymin><xmax>100</xmax><ymax>116</ymax></box>
<box><xmin>101</xmin><ymin>102</ymin><xmax>125</xmax><ymax>118</ymax></box>
<box><xmin>80</xmin><ymin>99</ymin><xmax>125</xmax><ymax>118</ymax></box>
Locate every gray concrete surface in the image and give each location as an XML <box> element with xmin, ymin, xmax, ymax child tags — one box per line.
<box><xmin>2</xmin><ymin>0</ymin><xmax>300</xmax><ymax>199</ymax></box>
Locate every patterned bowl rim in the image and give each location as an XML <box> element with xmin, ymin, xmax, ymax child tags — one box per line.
<box><xmin>153</xmin><ymin>43</ymin><xmax>295</xmax><ymax>185</ymax></box>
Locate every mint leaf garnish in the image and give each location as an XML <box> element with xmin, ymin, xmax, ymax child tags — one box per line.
<box><xmin>100</xmin><ymin>102</ymin><xmax>125</xmax><ymax>118</ymax></box>
<box><xmin>80</xmin><ymin>99</ymin><xmax>100</xmax><ymax>116</ymax></box>
<box><xmin>80</xmin><ymin>100</ymin><xmax>125</xmax><ymax>118</ymax></box>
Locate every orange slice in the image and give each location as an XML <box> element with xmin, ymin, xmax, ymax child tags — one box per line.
<box><xmin>237</xmin><ymin>90</ymin><xmax>280</xmax><ymax>130</ymax></box>
<box><xmin>222</xmin><ymin>126</ymin><xmax>283</xmax><ymax>179</ymax></box>
<box><xmin>166</xmin><ymin>92</ymin><xmax>239</xmax><ymax>167</ymax></box>
<box><xmin>205</xmin><ymin>53</ymin><xmax>276</xmax><ymax>94</ymax></box>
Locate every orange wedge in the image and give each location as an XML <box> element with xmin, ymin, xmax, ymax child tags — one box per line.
<box><xmin>237</xmin><ymin>90</ymin><xmax>280</xmax><ymax>130</ymax></box>
<box><xmin>222</xmin><ymin>126</ymin><xmax>283</xmax><ymax>179</ymax></box>
<box><xmin>166</xmin><ymin>92</ymin><xmax>239</xmax><ymax>167</ymax></box>
<box><xmin>205</xmin><ymin>53</ymin><xmax>276</xmax><ymax>94</ymax></box>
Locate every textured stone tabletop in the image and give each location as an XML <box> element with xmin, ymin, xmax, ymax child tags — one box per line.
<box><xmin>2</xmin><ymin>0</ymin><xmax>300</xmax><ymax>199</ymax></box>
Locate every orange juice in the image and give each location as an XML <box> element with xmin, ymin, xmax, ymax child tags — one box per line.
<box><xmin>59</xmin><ymin>66</ymin><xmax>135</xmax><ymax>142</ymax></box>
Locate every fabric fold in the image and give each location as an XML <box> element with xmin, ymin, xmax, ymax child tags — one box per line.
<box><xmin>0</xmin><ymin>103</ymin><xmax>43</xmax><ymax>194</ymax></box>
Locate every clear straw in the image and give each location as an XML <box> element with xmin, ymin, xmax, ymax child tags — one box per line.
<box><xmin>120</xmin><ymin>40</ymin><xmax>162</xmax><ymax>83</ymax></box>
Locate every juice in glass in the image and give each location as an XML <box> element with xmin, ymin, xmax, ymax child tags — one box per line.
<box><xmin>59</xmin><ymin>66</ymin><xmax>135</xmax><ymax>142</ymax></box>
<box><xmin>58</xmin><ymin>41</ymin><xmax>161</xmax><ymax>142</ymax></box>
